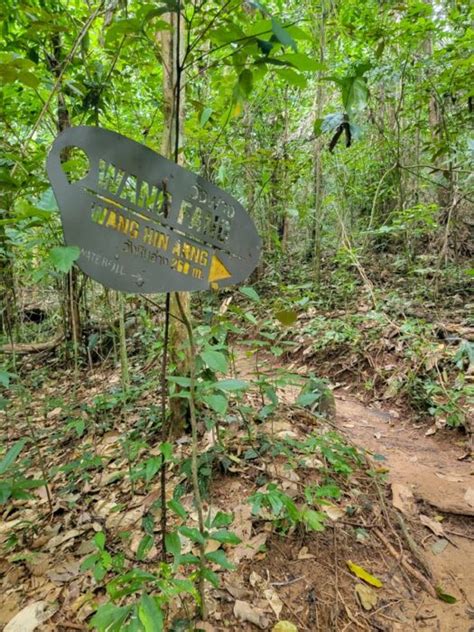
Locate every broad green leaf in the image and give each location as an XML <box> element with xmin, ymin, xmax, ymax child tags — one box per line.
<box><xmin>167</xmin><ymin>376</ymin><xmax>192</xmax><ymax>387</ymax></box>
<box><xmin>271</xmin><ymin>18</ymin><xmax>297</xmax><ymax>51</ymax></box>
<box><xmin>203</xmin><ymin>393</ymin><xmax>228</xmax><ymax>415</ymax></box>
<box><xmin>239</xmin><ymin>286</ymin><xmax>260</xmax><ymax>302</ymax></box>
<box><xmin>215</xmin><ymin>379</ymin><xmax>248</xmax><ymax>392</ymax></box>
<box><xmin>90</xmin><ymin>603</ymin><xmax>133</xmax><ymax>632</ymax></box>
<box><xmin>200</xmin><ymin>107</ymin><xmax>213</xmax><ymax>127</ymax></box>
<box><xmin>347</xmin><ymin>561</ymin><xmax>383</xmax><ymax>588</ymax></box>
<box><xmin>205</xmin><ymin>549</ymin><xmax>235</xmax><ymax>570</ymax></box>
<box><xmin>209</xmin><ymin>529</ymin><xmax>241</xmax><ymax>545</ymax></box>
<box><xmin>275</xmin><ymin>309</ymin><xmax>298</xmax><ymax>325</ymax></box>
<box><xmin>179</xmin><ymin>525</ymin><xmax>206</xmax><ymax>545</ymax></box>
<box><xmin>0</xmin><ymin>439</ymin><xmax>26</xmax><ymax>476</ymax></box>
<box><xmin>278</xmin><ymin>53</ymin><xmax>322</xmax><ymax>71</ymax></box>
<box><xmin>210</xmin><ymin>511</ymin><xmax>233</xmax><ymax>528</ymax></box>
<box><xmin>301</xmin><ymin>508</ymin><xmax>326</xmax><ymax>532</ymax></box>
<box><xmin>167</xmin><ymin>498</ymin><xmax>188</xmax><ymax>520</ymax></box>
<box><xmin>435</xmin><ymin>586</ymin><xmax>457</xmax><ymax>604</ymax></box>
<box><xmin>160</xmin><ymin>442</ymin><xmax>173</xmax><ymax>461</ymax></box>
<box><xmin>296</xmin><ymin>392</ymin><xmax>320</xmax><ymax>407</ymax></box>
<box><xmin>245</xmin><ymin>19</ymin><xmax>272</xmax><ymax>38</ymax></box>
<box><xmin>275</xmin><ymin>68</ymin><xmax>307</xmax><ymax>88</ymax></box>
<box><xmin>200</xmin><ymin>350</ymin><xmax>228</xmax><ymax>374</ymax></box>
<box><xmin>136</xmin><ymin>534</ymin><xmax>154</xmax><ymax>561</ymax></box>
<box><xmin>239</xmin><ymin>68</ymin><xmax>253</xmax><ymax>96</ymax></box>
<box><xmin>80</xmin><ymin>553</ymin><xmax>99</xmax><ymax>572</ymax></box>
<box><xmin>94</xmin><ymin>531</ymin><xmax>106</xmax><ymax>551</ymax></box>
<box><xmin>165</xmin><ymin>531</ymin><xmax>181</xmax><ymax>558</ymax></box>
<box><xmin>342</xmin><ymin>76</ymin><xmax>368</xmax><ymax>114</ymax></box>
<box><xmin>48</xmin><ymin>245</ymin><xmax>80</xmax><ymax>274</ymax></box>
<box><xmin>138</xmin><ymin>594</ymin><xmax>164</xmax><ymax>632</ymax></box>
<box><xmin>201</xmin><ymin>567</ymin><xmax>220</xmax><ymax>588</ymax></box>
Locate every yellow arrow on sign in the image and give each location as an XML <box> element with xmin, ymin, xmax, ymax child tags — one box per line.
<box><xmin>208</xmin><ymin>255</ymin><xmax>231</xmax><ymax>284</ymax></box>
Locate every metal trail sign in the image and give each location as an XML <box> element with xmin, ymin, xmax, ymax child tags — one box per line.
<box><xmin>47</xmin><ymin>126</ymin><xmax>261</xmax><ymax>293</ymax></box>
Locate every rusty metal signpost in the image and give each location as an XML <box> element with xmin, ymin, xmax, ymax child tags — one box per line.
<box><xmin>47</xmin><ymin>126</ymin><xmax>261</xmax><ymax>600</ymax></box>
<box><xmin>47</xmin><ymin>126</ymin><xmax>261</xmax><ymax>294</ymax></box>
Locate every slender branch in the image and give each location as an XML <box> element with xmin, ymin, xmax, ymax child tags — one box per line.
<box><xmin>11</xmin><ymin>2</ymin><xmax>104</xmax><ymax>177</ymax></box>
<box><xmin>175</xmin><ymin>292</ymin><xmax>207</xmax><ymax>620</ymax></box>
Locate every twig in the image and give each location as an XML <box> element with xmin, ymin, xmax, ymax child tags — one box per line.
<box><xmin>270</xmin><ymin>575</ymin><xmax>305</xmax><ymax>587</ymax></box>
<box><xmin>175</xmin><ymin>291</ymin><xmax>207</xmax><ymax>619</ymax></box>
<box><xmin>374</xmin><ymin>529</ymin><xmax>436</xmax><ymax>598</ymax></box>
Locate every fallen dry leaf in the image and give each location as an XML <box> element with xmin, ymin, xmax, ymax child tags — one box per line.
<box><xmin>4</xmin><ymin>601</ymin><xmax>58</xmax><ymax>632</ymax></box>
<box><xmin>355</xmin><ymin>583</ymin><xmax>378</xmax><ymax>610</ymax></box>
<box><xmin>224</xmin><ymin>577</ymin><xmax>250</xmax><ymax>600</ymax></box>
<box><xmin>322</xmin><ymin>504</ymin><xmax>344</xmax><ymax>521</ymax></box>
<box><xmin>347</xmin><ymin>561</ymin><xmax>383</xmax><ymax>588</ymax></box>
<box><xmin>249</xmin><ymin>571</ymin><xmax>266</xmax><ymax>589</ymax></box>
<box><xmin>46</xmin><ymin>529</ymin><xmax>83</xmax><ymax>551</ymax></box>
<box><xmin>431</xmin><ymin>538</ymin><xmax>449</xmax><ymax>555</ymax></box>
<box><xmin>464</xmin><ymin>488</ymin><xmax>474</xmax><ymax>509</ymax></box>
<box><xmin>47</xmin><ymin>557</ymin><xmax>81</xmax><ymax>583</ymax></box>
<box><xmin>272</xmin><ymin>622</ymin><xmax>298</xmax><ymax>632</ymax></box>
<box><xmin>264</xmin><ymin>587</ymin><xmax>283</xmax><ymax>618</ymax></box>
<box><xmin>234</xmin><ymin>599</ymin><xmax>269</xmax><ymax>629</ymax></box>
<box><xmin>420</xmin><ymin>514</ymin><xmax>444</xmax><ymax>537</ymax></box>
<box><xmin>231</xmin><ymin>531</ymin><xmax>267</xmax><ymax>564</ymax></box>
<box><xmin>26</xmin><ymin>553</ymin><xmax>51</xmax><ymax>577</ymax></box>
<box><xmin>0</xmin><ymin>593</ymin><xmax>20</xmax><ymax>625</ymax></box>
<box><xmin>391</xmin><ymin>482</ymin><xmax>416</xmax><ymax>515</ymax></box>
<box><xmin>297</xmin><ymin>546</ymin><xmax>315</xmax><ymax>560</ymax></box>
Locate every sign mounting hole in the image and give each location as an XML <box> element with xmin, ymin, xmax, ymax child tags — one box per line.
<box><xmin>60</xmin><ymin>146</ymin><xmax>90</xmax><ymax>183</ymax></box>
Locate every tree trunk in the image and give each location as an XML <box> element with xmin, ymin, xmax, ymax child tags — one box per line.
<box><xmin>50</xmin><ymin>33</ymin><xmax>82</xmax><ymax>350</ymax></box>
<box><xmin>0</xmin><ymin>223</ymin><xmax>16</xmax><ymax>339</ymax></box>
<box><xmin>310</xmin><ymin>2</ymin><xmax>326</xmax><ymax>285</ymax></box>
<box><xmin>159</xmin><ymin>10</ymin><xmax>191</xmax><ymax>435</ymax></box>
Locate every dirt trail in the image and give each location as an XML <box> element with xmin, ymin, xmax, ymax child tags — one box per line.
<box><xmin>335</xmin><ymin>393</ymin><xmax>474</xmax><ymax>631</ymax></box>
<box><xmin>234</xmin><ymin>351</ymin><xmax>474</xmax><ymax>631</ymax></box>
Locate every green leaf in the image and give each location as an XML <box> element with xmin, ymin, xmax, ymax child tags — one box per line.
<box><xmin>435</xmin><ymin>587</ymin><xmax>457</xmax><ymax>604</ymax></box>
<box><xmin>160</xmin><ymin>442</ymin><xmax>173</xmax><ymax>461</ymax></box>
<box><xmin>179</xmin><ymin>526</ymin><xmax>206</xmax><ymax>545</ymax></box>
<box><xmin>215</xmin><ymin>379</ymin><xmax>248</xmax><ymax>392</ymax></box>
<box><xmin>200</xmin><ymin>350</ymin><xmax>228</xmax><ymax>374</ymax></box>
<box><xmin>271</xmin><ymin>18</ymin><xmax>297</xmax><ymax>51</ymax></box>
<box><xmin>17</xmin><ymin>71</ymin><xmax>39</xmax><ymax>88</ymax></box>
<box><xmin>167</xmin><ymin>498</ymin><xmax>188</xmax><ymax>520</ymax></box>
<box><xmin>136</xmin><ymin>534</ymin><xmax>154</xmax><ymax>561</ymax></box>
<box><xmin>205</xmin><ymin>549</ymin><xmax>235</xmax><ymax>570</ymax></box>
<box><xmin>342</xmin><ymin>76</ymin><xmax>368</xmax><ymax>115</ymax></box>
<box><xmin>0</xmin><ymin>439</ymin><xmax>26</xmax><ymax>476</ymax></box>
<box><xmin>210</xmin><ymin>511</ymin><xmax>234</xmax><ymax>528</ymax></box>
<box><xmin>201</xmin><ymin>567</ymin><xmax>220</xmax><ymax>588</ymax></box>
<box><xmin>138</xmin><ymin>594</ymin><xmax>164</xmax><ymax>632</ymax></box>
<box><xmin>167</xmin><ymin>376</ymin><xmax>192</xmax><ymax>387</ymax></box>
<box><xmin>203</xmin><ymin>393</ymin><xmax>228</xmax><ymax>415</ymax></box>
<box><xmin>80</xmin><ymin>553</ymin><xmax>99</xmax><ymax>572</ymax></box>
<box><xmin>94</xmin><ymin>531</ymin><xmax>106</xmax><ymax>551</ymax></box>
<box><xmin>200</xmin><ymin>107</ymin><xmax>213</xmax><ymax>127</ymax></box>
<box><xmin>209</xmin><ymin>529</ymin><xmax>241</xmax><ymax>545</ymax></box>
<box><xmin>296</xmin><ymin>392</ymin><xmax>320</xmax><ymax>407</ymax></box>
<box><xmin>301</xmin><ymin>508</ymin><xmax>326</xmax><ymax>532</ymax></box>
<box><xmin>239</xmin><ymin>286</ymin><xmax>260</xmax><ymax>302</ymax></box>
<box><xmin>0</xmin><ymin>370</ymin><xmax>13</xmax><ymax>389</ymax></box>
<box><xmin>278</xmin><ymin>53</ymin><xmax>322</xmax><ymax>71</ymax></box>
<box><xmin>90</xmin><ymin>603</ymin><xmax>133</xmax><ymax>632</ymax></box>
<box><xmin>48</xmin><ymin>245</ymin><xmax>80</xmax><ymax>274</ymax></box>
<box><xmin>275</xmin><ymin>68</ymin><xmax>307</xmax><ymax>88</ymax></box>
<box><xmin>275</xmin><ymin>309</ymin><xmax>298</xmax><ymax>325</ymax></box>
<box><xmin>238</xmin><ymin>68</ymin><xmax>253</xmax><ymax>96</ymax></box>
<box><xmin>165</xmin><ymin>531</ymin><xmax>181</xmax><ymax>558</ymax></box>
